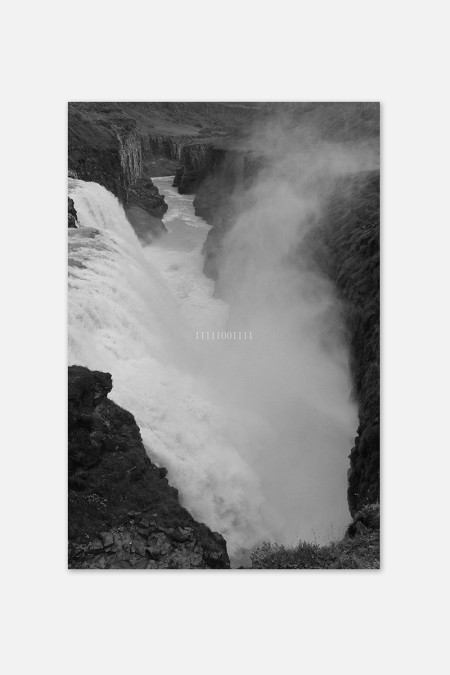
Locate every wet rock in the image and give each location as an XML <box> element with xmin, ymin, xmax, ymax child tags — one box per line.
<box><xmin>68</xmin><ymin>197</ymin><xmax>78</xmax><ymax>228</ymax></box>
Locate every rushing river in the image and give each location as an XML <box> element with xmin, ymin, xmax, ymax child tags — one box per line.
<box><xmin>68</xmin><ymin>175</ymin><xmax>356</xmax><ymax>557</ymax></box>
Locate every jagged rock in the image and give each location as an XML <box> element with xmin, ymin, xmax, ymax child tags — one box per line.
<box><xmin>99</xmin><ymin>532</ymin><xmax>114</xmax><ymax>548</ymax></box>
<box><xmin>90</xmin><ymin>539</ymin><xmax>103</xmax><ymax>552</ymax></box>
<box><xmin>311</xmin><ymin>171</ymin><xmax>380</xmax><ymax>514</ymax></box>
<box><xmin>346</xmin><ymin>503</ymin><xmax>380</xmax><ymax>537</ymax></box>
<box><xmin>175</xmin><ymin>144</ymin><xmax>226</xmax><ymax>194</ymax></box>
<box><xmin>68</xmin><ymin>197</ymin><xmax>78</xmax><ymax>228</ymax></box>
<box><xmin>68</xmin><ymin>365</ymin><xmax>230</xmax><ymax>569</ymax></box>
<box><xmin>146</xmin><ymin>532</ymin><xmax>171</xmax><ymax>559</ymax></box>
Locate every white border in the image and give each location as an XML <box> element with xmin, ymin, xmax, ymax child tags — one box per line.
<box><xmin>2</xmin><ymin>1</ymin><xmax>449</xmax><ymax>673</ymax></box>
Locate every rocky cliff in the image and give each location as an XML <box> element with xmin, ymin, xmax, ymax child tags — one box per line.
<box><xmin>311</xmin><ymin>170</ymin><xmax>380</xmax><ymax>514</ymax></box>
<box><xmin>68</xmin><ymin>197</ymin><xmax>78</xmax><ymax>228</ymax></box>
<box><xmin>251</xmin><ymin>503</ymin><xmax>380</xmax><ymax>569</ymax></box>
<box><xmin>194</xmin><ymin>150</ymin><xmax>264</xmax><ymax>280</ymax></box>
<box><xmin>68</xmin><ymin>104</ymin><xmax>168</xmax><ymax>237</ymax></box>
<box><xmin>173</xmin><ymin>143</ymin><xmax>228</xmax><ymax>194</ymax></box>
<box><xmin>68</xmin><ymin>365</ymin><xmax>230</xmax><ymax>569</ymax></box>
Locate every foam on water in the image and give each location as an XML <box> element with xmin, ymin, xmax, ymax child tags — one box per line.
<box><xmin>68</xmin><ymin>174</ymin><xmax>357</xmax><ymax>556</ymax></box>
<box><xmin>68</xmin><ymin>178</ymin><xmax>266</xmax><ymax>554</ymax></box>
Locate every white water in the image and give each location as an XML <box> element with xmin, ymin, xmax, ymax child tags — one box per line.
<box><xmin>68</xmin><ymin>177</ymin><xmax>265</xmax><ymax>554</ymax></box>
<box><xmin>68</xmin><ymin>175</ymin><xmax>356</xmax><ymax>556</ymax></box>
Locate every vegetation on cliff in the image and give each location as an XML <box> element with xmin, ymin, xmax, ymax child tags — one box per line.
<box><xmin>310</xmin><ymin>170</ymin><xmax>380</xmax><ymax>513</ymax></box>
<box><xmin>251</xmin><ymin>504</ymin><xmax>380</xmax><ymax>569</ymax></box>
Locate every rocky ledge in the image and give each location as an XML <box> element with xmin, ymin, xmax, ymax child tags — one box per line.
<box><xmin>68</xmin><ymin>104</ymin><xmax>167</xmax><ymax>238</ymax></box>
<box><xmin>68</xmin><ymin>197</ymin><xmax>78</xmax><ymax>228</ymax></box>
<box><xmin>68</xmin><ymin>365</ymin><xmax>230</xmax><ymax>569</ymax></box>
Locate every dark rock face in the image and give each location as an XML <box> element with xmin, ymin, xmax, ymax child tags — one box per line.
<box><xmin>126</xmin><ymin>176</ymin><xmax>167</xmax><ymax>219</ymax></box>
<box><xmin>142</xmin><ymin>134</ymin><xmax>194</xmax><ymax>176</ymax></box>
<box><xmin>173</xmin><ymin>144</ymin><xmax>227</xmax><ymax>194</ymax></box>
<box><xmin>68</xmin><ymin>197</ymin><xmax>78</xmax><ymax>228</ymax></box>
<box><xmin>312</xmin><ymin>171</ymin><xmax>380</xmax><ymax>514</ymax></box>
<box><xmin>68</xmin><ymin>105</ymin><xmax>168</xmax><ymax>237</ymax></box>
<box><xmin>68</xmin><ymin>365</ymin><xmax>230</xmax><ymax>569</ymax></box>
<box><xmin>68</xmin><ymin>109</ymin><xmax>129</xmax><ymax>202</ymax></box>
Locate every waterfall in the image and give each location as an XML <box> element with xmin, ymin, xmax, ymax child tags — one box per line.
<box><xmin>68</xmin><ymin>178</ymin><xmax>265</xmax><ymax>554</ymax></box>
<box><xmin>68</xmin><ymin>174</ymin><xmax>357</xmax><ymax>556</ymax></box>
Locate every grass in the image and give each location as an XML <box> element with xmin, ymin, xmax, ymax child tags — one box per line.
<box><xmin>250</xmin><ymin>504</ymin><xmax>380</xmax><ymax>569</ymax></box>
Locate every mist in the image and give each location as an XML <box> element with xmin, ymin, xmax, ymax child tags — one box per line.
<box><xmin>68</xmin><ymin>115</ymin><xmax>378</xmax><ymax>559</ymax></box>
<box><xmin>199</xmin><ymin>116</ymin><xmax>379</xmax><ymax>547</ymax></box>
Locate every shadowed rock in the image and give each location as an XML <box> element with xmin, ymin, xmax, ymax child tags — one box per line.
<box><xmin>68</xmin><ymin>365</ymin><xmax>230</xmax><ymax>569</ymax></box>
<box><xmin>68</xmin><ymin>197</ymin><xmax>78</xmax><ymax>228</ymax></box>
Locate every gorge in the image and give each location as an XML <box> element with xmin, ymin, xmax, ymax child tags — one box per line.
<box><xmin>68</xmin><ymin>103</ymin><xmax>380</xmax><ymax>569</ymax></box>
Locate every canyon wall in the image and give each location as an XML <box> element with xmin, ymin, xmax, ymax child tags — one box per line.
<box><xmin>68</xmin><ymin>366</ymin><xmax>230</xmax><ymax>569</ymax></box>
<box><xmin>68</xmin><ymin>197</ymin><xmax>78</xmax><ymax>228</ymax></box>
<box><xmin>68</xmin><ymin>104</ymin><xmax>168</xmax><ymax>237</ymax></box>
<box><xmin>173</xmin><ymin>143</ymin><xmax>227</xmax><ymax>193</ymax></box>
<box><xmin>311</xmin><ymin>170</ymin><xmax>380</xmax><ymax>513</ymax></box>
<box><xmin>175</xmin><ymin>138</ymin><xmax>380</xmax><ymax>517</ymax></box>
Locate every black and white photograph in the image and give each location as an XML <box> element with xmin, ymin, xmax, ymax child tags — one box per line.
<box><xmin>2</xmin><ymin>1</ymin><xmax>448</xmax><ymax>672</ymax></box>
<box><xmin>68</xmin><ymin>102</ymin><xmax>380</xmax><ymax>569</ymax></box>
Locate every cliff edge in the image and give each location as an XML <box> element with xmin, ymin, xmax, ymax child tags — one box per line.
<box><xmin>68</xmin><ymin>366</ymin><xmax>230</xmax><ymax>569</ymax></box>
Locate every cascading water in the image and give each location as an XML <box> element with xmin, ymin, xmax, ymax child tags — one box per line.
<box><xmin>68</xmin><ymin>174</ymin><xmax>357</xmax><ymax>557</ymax></box>
<box><xmin>68</xmin><ymin>178</ymin><xmax>265</xmax><ymax>554</ymax></box>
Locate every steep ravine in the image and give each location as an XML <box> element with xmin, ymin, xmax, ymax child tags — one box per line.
<box><xmin>68</xmin><ymin>105</ymin><xmax>168</xmax><ymax>238</ymax></box>
<box><xmin>174</xmin><ymin>145</ymin><xmax>380</xmax><ymax>518</ymax></box>
<box><xmin>67</xmin><ymin>103</ymin><xmax>380</xmax><ymax>566</ymax></box>
<box><xmin>311</xmin><ymin>170</ymin><xmax>380</xmax><ymax>514</ymax></box>
<box><xmin>68</xmin><ymin>365</ymin><xmax>230</xmax><ymax>569</ymax></box>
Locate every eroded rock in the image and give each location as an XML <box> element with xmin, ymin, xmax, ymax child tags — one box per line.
<box><xmin>68</xmin><ymin>365</ymin><xmax>230</xmax><ymax>569</ymax></box>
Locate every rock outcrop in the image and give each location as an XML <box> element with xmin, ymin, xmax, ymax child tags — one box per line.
<box><xmin>141</xmin><ymin>134</ymin><xmax>194</xmax><ymax>176</ymax></box>
<box><xmin>311</xmin><ymin>170</ymin><xmax>380</xmax><ymax>514</ymax></box>
<box><xmin>68</xmin><ymin>104</ymin><xmax>168</xmax><ymax>237</ymax></box>
<box><xmin>173</xmin><ymin>143</ymin><xmax>227</xmax><ymax>194</ymax></box>
<box><xmin>68</xmin><ymin>365</ymin><xmax>230</xmax><ymax>569</ymax></box>
<box><xmin>68</xmin><ymin>197</ymin><xmax>78</xmax><ymax>228</ymax></box>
